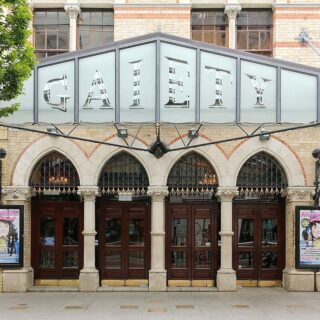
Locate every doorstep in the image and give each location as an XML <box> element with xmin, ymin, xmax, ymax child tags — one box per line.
<box><xmin>28</xmin><ymin>286</ymin><xmax>79</xmax><ymax>292</ymax></box>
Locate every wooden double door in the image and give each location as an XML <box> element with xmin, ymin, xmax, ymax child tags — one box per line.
<box><xmin>31</xmin><ymin>200</ymin><xmax>83</xmax><ymax>279</ymax></box>
<box><xmin>166</xmin><ymin>202</ymin><xmax>218</xmax><ymax>281</ymax></box>
<box><xmin>97</xmin><ymin>201</ymin><xmax>150</xmax><ymax>280</ymax></box>
<box><xmin>233</xmin><ymin>202</ymin><xmax>285</xmax><ymax>281</ymax></box>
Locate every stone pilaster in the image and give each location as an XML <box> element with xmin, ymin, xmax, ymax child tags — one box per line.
<box><xmin>224</xmin><ymin>4</ymin><xmax>241</xmax><ymax>49</ymax></box>
<box><xmin>216</xmin><ymin>187</ymin><xmax>238</xmax><ymax>291</ymax></box>
<box><xmin>1</xmin><ymin>186</ymin><xmax>33</xmax><ymax>292</ymax></box>
<box><xmin>64</xmin><ymin>4</ymin><xmax>80</xmax><ymax>51</ymax></box>
<box><xmin>147</xmin><ymin>186</ymin><xmax>169</xmax><ymax>291</ymax></box>
<box><xmin>78</xmin><ymin>186</ymin><xmax>99</xmax><ymax>291</ymax></box>
<box><xmin>283</xmin><ymin>187</ymin><xmax>315</xmax><ymax>291</ymax></box>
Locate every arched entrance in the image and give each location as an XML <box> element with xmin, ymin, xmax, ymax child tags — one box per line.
<box><xmin>30</xmin><ymin>151</ymin><xmax>83</xmax><ymax>280</ymax></box>
<box><xmin>166</xmin><ymin>152</ymin><xmax>219</xmax><ymax>285</ymax></box>
<box><xmin>96</xmin><ymin>152</ymin><xmax>151</xmax><ymax>283</ymax></box>
<box><xmin>233</xmin><ymin>152</ymin><xmax>287</xmax><ymax>283</ymax></box>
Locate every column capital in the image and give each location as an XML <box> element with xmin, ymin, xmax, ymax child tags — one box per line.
<box><xmin>78</xmin><ymin>186</ymin><xmax>100</xmax><ymax>201</ymax></box>
<box><xmin>285</xmin><ymin>187</ymin><xmax>314</xmax><ymax>203</ymax></box>
<box><xmin>216</xmin><ymin>187</ymin><xmax>238</xmax><ymax>202</ymax></box>
<box><xmin>64</xmin><ymin>4</ymin><xmax>81</xmax><ymax>19</ymax></box>
<box><xmin>2</xmin><ymin>186</ymin><xmax>33</xmax><ymax>202</ymax></box>
<box><xmin>147</xmin><ymin>186</ymin><xmax>169</xmax><ymax>201</ymax></box>
<box><xmin>224</xmin><ymin>4</ymin><xmax>241</xmax><ymax>20</ymax></box>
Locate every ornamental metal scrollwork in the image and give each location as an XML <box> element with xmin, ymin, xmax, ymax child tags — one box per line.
<box><xmin>29</xmin><ymin>152</ymin><xmax>80</xmax><ymax>194</ymax></box>
<box><xmin>237</xmin><ymin>152</ymin><xmax>287</xmax><ymax>198</ymax></box>
<box><xmin>167</xmin><ymin>152</ymin><xmax>218</xmax><ymax>198</ymax></box>
<box><xmin>98</xmin><ymin>152</ymin><xmax>149</xmax><ymax>195</ymax></box>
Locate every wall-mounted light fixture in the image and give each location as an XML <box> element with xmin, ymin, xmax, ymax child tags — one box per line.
<box><xmin>0</xmin><ymin>148</ymin><xmax>7</xmax><ymax>204</ymax></box>
<box><xmin>188</xmin><ymin>128</ymin><xmax>198</xmax><ymax>139</ymax></box>
<box><xmin>47</xmin><ymin>127</ymin><xmax>59</xmax><ymax>135</ymax></box>
<box><xmin>117</xmin><ymin>127</ymin><xmax>128</xmax><ymax>138</ymax></box>
<box><xmin>259</xmin><ymin>128</ymin><xmax>270</xmax><ymax>141</ymax></box>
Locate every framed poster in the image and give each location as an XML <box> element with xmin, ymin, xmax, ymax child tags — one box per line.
<box><xmin>0</xmin><ymin>205</ymin><xmax>24</xmax><ymax>268</ymax></box>
<box><xmin>295</xmin><ymin>206</ymin><xmax>320</xmax><ymax>269</ymax></box>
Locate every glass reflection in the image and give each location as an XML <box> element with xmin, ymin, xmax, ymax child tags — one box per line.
<box><xmin>129</xmin><ymin>251</ymin><xmax>144</xmax><ymax>269</ymax></box>
<box><xmin>105</xmin><ymin>218</ymin><xmax>121</xmax><ymax>245</ymax></box>
<box><xmin>195</xmin><ymin>218</ymin><xmax>211</xmax><ymax>247</ymax></box>
<box><xmin>63</xmin><ymin>251</ymin><xmax>78</xmax><ymax>268</ymax></box>
<box><xmin>129</xmin><ymin>218</ymin><xmax>144</xmax><ymax>246</ymax></box>
<box><xmin>238</xmin><ymin>252</ymin><xmax>254</xmax><ymax>269</ymax></box>
<box><xmin>63</xmin><ymin>218</ymin><xmax>79</xmax><ymax>245</ymax></box>
<box><xmin>40</xmin><ymin>217</ymin><xmax>55</xmax><ymax>246</ymax></box>
<box><xmin>238</xmin><ymin>219</ymin><xmax>254</xmax><ymax>246</ymax></box>
<box><xmin>105</xmin><ymin>251</ymin><xmax>121</xmax><ymax>269</ymax></box>
<box><xmin>172</xmin><ymin>218</ymin><xmax>187</xmax><ymax>246</ymax></box>
<box><xmin>195</xmin><ymin>252</ymin><xmax>211</xmax><ymax>268</ymax></box>
<box><xmin>39</xmin><ymin>251</ymin><xmax>55</xmax><ymax>268</ymax></box>
<box><xmin>262</xmin><ymin>219</ymin><xmax>277</xmax><ymax>245</ymax></box>
<box><xmin>261</xmin><ymin>252</ymin><xmax>278</xmax><ymax>269</ymax></box>
<box><xmin>171</xmin><ymin>251</ymin><xmax>187</xmax><ymax>268</ymax></box>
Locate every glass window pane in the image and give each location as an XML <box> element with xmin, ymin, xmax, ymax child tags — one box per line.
<box><xmin>129</xmin><ymin>251</ymin><xmax>144</xmax><ymax>269</ymax></box>
<box><xmin>171</xmin><ymin>251</ymin><xmax>187</xmax><ymax>268</ymax></box>
<box><xmin>35</xmin><ymin>32</ymin><xmax>46</xmax><ymax>49</ymax></box>
<box><xmin>58</xmin><ymin>30</ymin><xmax>69</xmax><ymax>49</ymax></box>
<box><xmin>79</xmin><ymin>12</ymin><xmax>91</xmax><ymax>25</ymax></box>
<box><xmin>262</xmin><ymin>219</ymin><xmax>277</xmax><ymax>245</ymax></box>
<box><xmin>58</xmin><ymin>11</ymin><xmax>69</xmax><ymax>25</ymax></box>
<box><xmin>238</xmin><ymin>252</ymin><xmax>254</xmax><ymax>269</ymax></box>
<box><xmin>47</xmin><ymin>11</ymin><xmax>58</xmax><ymax>25</ymax></box>
<box><xmin>102</xmin><ymin>30</ymin><xmax>113</xmax><ymax>44</ymax></box>
<box><xmin>237</xmin><ymin>31</ymin><xmax>248</xmax><ymax>49</ymax></box>
<box><xmin>195</xmin><ymin>251</ymin><xmax>211</xmax><ymax>269</ymax></box>
<box><xmin>172</xmin><ymin>218</ymin><xmax>187</xmax><ymax>246</ymax></box>
<box><xmin>63</xmin><ymin>251</ymin><xmax>78</xmax><ymax>268</ymax></box>
<box><xmin>91</xmin><ymin>11</ymin><xmax>102</xmax><ymax>25</ymax></box>
<box><xmin>34</xmin><ymin>11</ymin><xmax>46</xmax><ymax>25</ymax></box>
<box><xmin>195</xmin><ymin>218</ymin><xmax>211</xmax><ymax>247</ymax></box>
<box><xmin>248</xmin><ymin>31</ymin><xmax>259</xmax><ymax>50</ymax></box>
<box><xmin>129</xmin><ymin>218</ymin><xmax>144</xmax><ymax>246</ymax></box>
<box><xmin>261</xmin><ymin>252</ymin><xmax>278</xmax><ymax>269</ymax></box>
<box><xmin>63</xmin><ymin>218</ymin><xmax>79</xmax><ymax>245</ymax></box>
<box><xmin>91</xmin><ymin>31</ymin><xmax>102</xmax><ymax>47</ymax></box>
<box><xmin>238</xmin><ymin>219</ymin><xmax>254</xmax><ymax>246</ymax></box>
<box><xmin>105</xmin><ymin>251</ymin><xmax>121</xmax><ymax>269</ymax></box>
<box><xmin>105</xmin><ymin>218</ymin><xmax>121</xmax><ymax>245</ymax></box>
<box><xmin>40</xmin><ymin>217</ymin><xmax>55</xmax><ymax>246</ymax></box>
<box><xmin>47</xmin><ymin>31</ymin><xmax>57</xmax><ymax>49</ymax></box>
<box><xmin>260</xmin><ymin>31</ymin><xmax>271</xmax><ymax>50</ymax></box>
<box><xmin>39</xmin><ymin>251</ymin><xmax>55</xmax><ymax>268</ymax></box>
<box><xmin>79</xmin><ymin>31</ymin><xmax>90</xmax><ymax>49</ymax></box>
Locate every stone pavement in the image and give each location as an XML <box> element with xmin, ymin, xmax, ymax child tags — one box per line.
<box><xmin>0</xmin><ymin>287</ymin><xmax>319</xmax><ymax>320</ymax></box>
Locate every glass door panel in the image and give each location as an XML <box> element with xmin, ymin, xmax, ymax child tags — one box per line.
<box><xmin>194</xmin><ymin>218</ymin><xmax>211</xmax><ymax>247</ymax></box>
<box><xmin>40</xmin><ymin>217</ymin><xmax>55</xmax><ymax>246</ymax></box>
<box><xmin>172</xmin><ymin>218</ymin><xmax>188</xmax><ymax>246</ymax></box>
<box><xmin>128</xmin><ymin>218</ymin><xmax>144</xmax><ymax>246</ymax></box>
<box><xmin>238</xmin><ymin>218</ymin><xmax>254</xmax><ymax>246</ymax></box>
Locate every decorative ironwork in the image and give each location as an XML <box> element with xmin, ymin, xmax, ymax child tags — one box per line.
<box><xmin>237</xmin><ymin>152</ymin><xmax>287</xmax><ymax>197</ymax></box>
<box><xmin>98</xmin><ymin>152</ymin><xmax>149</xmax><ymax>195</ymax></box>
<box><xmin>30</xmin><ymin>152</ymin><xmax>80</xmax><ymax>194</ymax></box>
<box><xmin>167</xmin><ymin>152</ymin><xmax>218</xmax><ymax>198</ymax></box>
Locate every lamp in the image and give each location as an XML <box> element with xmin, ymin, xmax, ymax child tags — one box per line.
<box><xmin>259</xmin><ymin>128</ymin><xmax>270</xmax><ymax>141</ymax></box>
<box><xmin>188</xmin><ymin>128</ymin><xmax>198</xmax><ymax>139</ymax></box>
<box><xmin>0</xmin><ymin>148</ymin><xmax>6</xmax><ymax>204</ymax></box>
<box><xmin>47</xmin><ymin>127</ymin><xmax>59</xmax><ymax>135</ymax></box>
<box><xmin>117</xmin><ymin>127</ymin><xmax>128</xmax><ymax>138</ymax></box>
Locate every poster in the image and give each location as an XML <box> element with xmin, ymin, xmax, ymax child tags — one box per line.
<box><xmin>0</xmin><ymin>206</ymin><xmax>23</xmax><ymax>267</ymax></box>
<box><xmin>296</xmin><ymin>206</ymin><xmax>320</xmax><ymax>268</ymax></box>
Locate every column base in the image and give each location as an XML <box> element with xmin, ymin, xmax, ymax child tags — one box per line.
<box><xmin>149</xmin><ymin>269</ymin><xmax>167</xmax><ymax>291</ymax></box>
<box><xmin>217</xmin><ymin>269</ymin><xmax>237</xmax><ymax>292</ymax></box>
<box><xmin>316</xmin><ymin>272</ymin><xmax>320</xmax><ymax>292</ymax></box>
<box><xmin>283</xmin><ymin>268</ymin><xmax>315</xmax><ymax>292</ymax></box>
<box><xmin>3</xmin><ymin>267</ymin><xmax>34</xmax><ymax>292</ymax></box>
<box><xmin>79</xmin><ymin>268</ymin><xmax>99</xmax><ymax>292</ymax></box>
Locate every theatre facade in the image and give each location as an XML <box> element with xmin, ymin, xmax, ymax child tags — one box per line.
<box><xmin>0</xmin><ymin>33</ymin><xmax>320</xmax><ymax>292</ymax></box>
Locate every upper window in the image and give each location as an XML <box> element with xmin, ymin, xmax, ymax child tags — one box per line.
<box><xmin>191</xmin><ymin>10</ymin><xmax>227</xmax><ymax>47</ymax></box>
<box><xmin>77</xmin><ymin>10</ymin><xmax>114</xmax><ymax>50</ymax></box>
<box><xmin>236</xmin><ymin>10</ymin><xmax>273</xmax><ymax>56</ymax></box>
<box><xmin>33</xmin><ymin>9</ymin><xmax>69</xmax><ymax>59</ymax></box>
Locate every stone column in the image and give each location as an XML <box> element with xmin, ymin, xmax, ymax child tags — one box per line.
<box><xmin>78</xmin><ymin>187</ymin><xmax>99</xmax><ymax>291</ymax></box>
<box><xmin>147</xmin><ymin>186</ymin><xmax>169</xmax><ymax>291</ymax></box>
<box><xmin>1</xmin><ymin>186</ymin><xmax>33</xmax><ymax>292</ymax></box>
<box><xmin>64</xmin><ymin>4</ymin><xmax>80</xmax><ymax>52</ymax></box>
<box><xmin>224</xmin><ymin>4</ymin><xmax>241</xmax><ymax>49</ymax></box>
<box><xmin>216</xmin><ymin>187</ymin><xmax>238</xmax><ymax>291</ymax></box>
<box><xmin>283</xmin><ymin>187</ymin><xmax>315</xmax><ymax>291</ymax></box>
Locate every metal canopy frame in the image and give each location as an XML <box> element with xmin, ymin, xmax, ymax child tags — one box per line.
<box><xmin>33</xmin><ymin>32</ymin><xmax>320</xmax><ymax>124</ymax></box>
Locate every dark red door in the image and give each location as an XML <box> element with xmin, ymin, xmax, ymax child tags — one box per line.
<box><xmin>166</xmin><ymin>202</ymin><xmax>217</xmax><ymax>281</ymax></box>
<box><xmin>233</xmin><ymin>202</ymin><xmax>285</xmax><ymax>281</ymax></box>
<box><xmin>98</xmin><ymin>201</ymin><xmax>150</xmax><ymax>280</ymax></box>
<box><xmin>32</xmin><ymin>200</ymin><xmax>83</xmax><ymax>279</ymax></box>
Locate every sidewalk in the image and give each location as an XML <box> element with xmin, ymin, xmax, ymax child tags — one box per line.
<box><xmin>0</xmin><ymin>287</ymin><xmax>319</xmax><ymax>320</ymax></box>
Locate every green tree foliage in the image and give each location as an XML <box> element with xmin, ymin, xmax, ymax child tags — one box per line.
<box><xmin>0</xmin><ymin>0</ymin><xmax>36</xmax><ymax>117</ymax></box>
